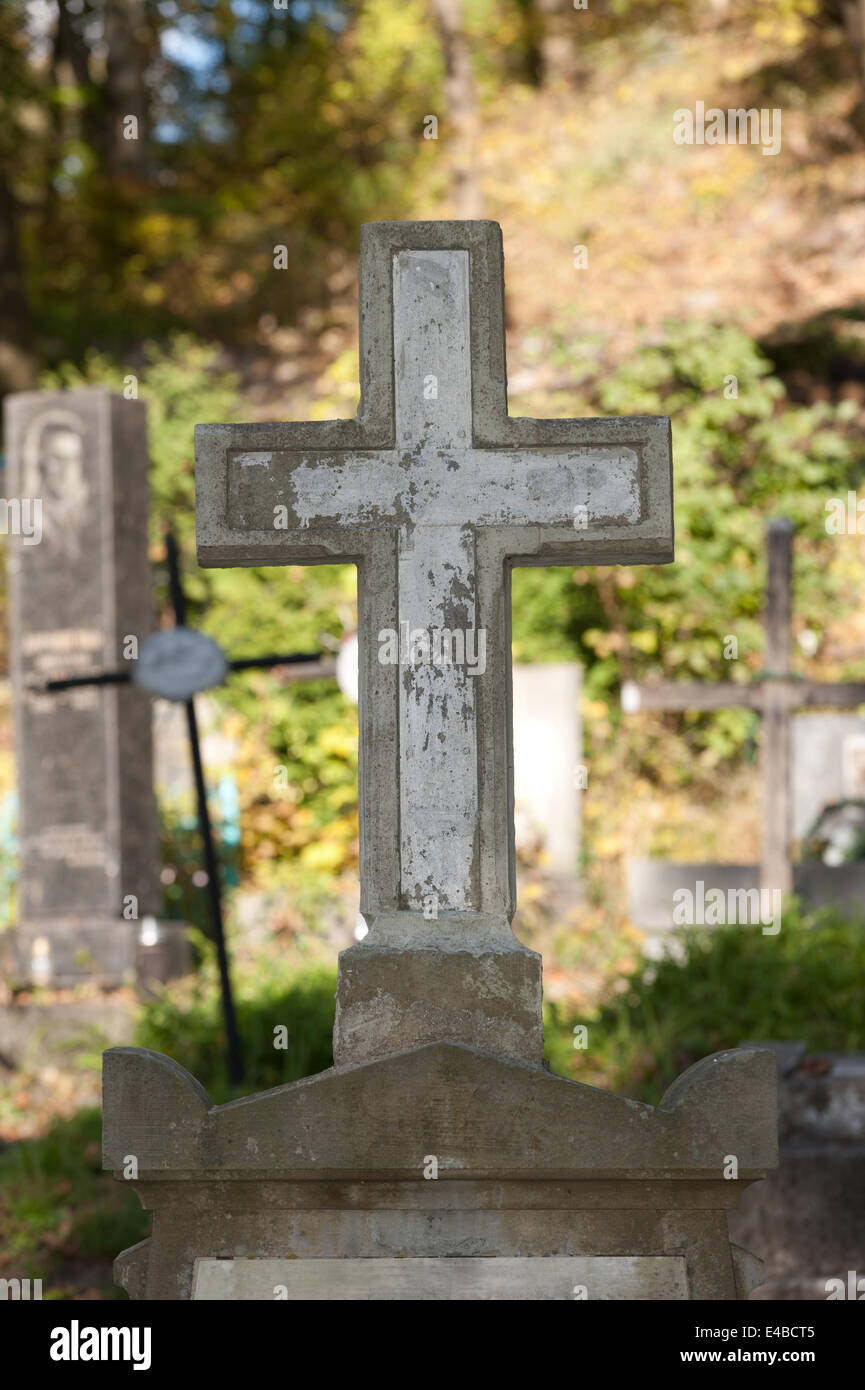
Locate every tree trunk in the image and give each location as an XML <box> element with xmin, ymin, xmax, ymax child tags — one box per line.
<box><xmin>104</xmin><ymin>0</ymin><xmax>150</xmax><ymax>181</ymax></box>
<box><xmin>0</xmin><ymin>169</ymin><xmax>39</xmax><ymax>393</ymax></box>
<box><xmin>842</xmin><ymin>0</ymin><xmax>865</xmax><ymax>91</ymax></box>
<box><xmin>535</xmin><ymin>0</ymin><xmax>580</xmax><ymax>88</ymax></box>
<box><xmin>514</xmin><ymin>0</ymin><xmax>543</xmax><ymax>86</ymax></box>
<box><xmin>55</xmin><ymin>0</ymin><xmax>105</xmax><ymax>165</ymax></box>
<box><xmin>428</xmin><ymin>0</ymin><xmax>483</xmax><ymax>219</ymax></box>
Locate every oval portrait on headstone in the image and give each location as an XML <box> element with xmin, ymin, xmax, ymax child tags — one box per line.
<box><xmin>135</xmin><ymin>627</ymin><xmax>228</xmax><ymax>701</ymax></box>
<box><xmin>22</xmin><ymin>408</ymin><xmax>91</xmax><ymax>560</ymax></box>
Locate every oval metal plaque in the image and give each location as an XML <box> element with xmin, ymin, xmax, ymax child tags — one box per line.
<box><xmin>134</xmin><ymin>628</ymin><xmax>228</xmax><ymax>702</ymax></box>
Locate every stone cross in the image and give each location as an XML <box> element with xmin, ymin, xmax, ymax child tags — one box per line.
<box><xmin>623</xmin><ymin>518</ymin><xmax>865</xmax><ymax>895</ymax></box>
<box><xmin>104</xmin><ymin>224</ymin><xmax>774</xmax><ymax>1306</ymax></box>
<box><xmin>197</xmin><ymin>221</ymin><xmax>673</xmax><ymax>1065</ymax></box>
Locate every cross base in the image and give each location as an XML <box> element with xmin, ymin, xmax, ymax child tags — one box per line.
<box><xmin>333</xmin><ymin>913</ymin><xmax>544</xmax><ymax>1067</ymax></box>
<box><xmin>6</xmin><ymin>915</ymin><xmax>190</xmax><ymax>989</ymax></box>
<box><xmin>103</xmin><ymin>1042</ymin><xmax>775</xmax><ymax>1301</ymax></box>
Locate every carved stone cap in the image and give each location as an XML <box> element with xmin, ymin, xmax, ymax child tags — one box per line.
<box><xmin>102</xmin><ymin>1042</ymin><xmax>777</xmax><ymax>1182</ymax></box>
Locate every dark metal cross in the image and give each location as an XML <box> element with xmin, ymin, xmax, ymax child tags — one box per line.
<box><xmin>39</xmin><ymin>531</ymin><xmax>334</xmax><ymax>1085</ymax></box>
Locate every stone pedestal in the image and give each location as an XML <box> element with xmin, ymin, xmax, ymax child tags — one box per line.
<box><xmin>5</xmin><ymin>915</ymin><xmax>190</xmax><ymax>990</ymax></box>
<box><xmin>333</xmin><ymin>914</ymin><xmax>543</xmax><ymax>1066</ymax></box>
<box><xmin>104</xmin><ymin>1043</ymin><xmax>775</xmax><ymax>1301</ymax></box>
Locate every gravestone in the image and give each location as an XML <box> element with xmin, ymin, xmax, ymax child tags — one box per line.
<box><xmin>104</xmin><ymin>220</ymin><xmax>775</xmax><ymax>1300</ymax></box>
<box><xmin>4</xmin><ymin>388</ymin><xmax>161</xmax><ymax>985</ymax></box>
<box><xmin>512</xmin><ymin>661</ymin><xmax>582</xmax><ymax>878</ymax></box>
<box><xmin>793</xmin><ymin>713</ymin><xmax>865</xmax><ymax>840</ymax></box>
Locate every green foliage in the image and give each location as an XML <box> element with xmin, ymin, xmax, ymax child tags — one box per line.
<box><xmin>135</xmin><ymin>954</ymin><xmax>337</xmax><ymax>1103</ymax></box>
<box><xmin>159</xmin><ymin>801</ymin><xmax>242</xmax><ymax>931</ymax></box>
<box><xmin>513</xmin><ymin>318</ymin><xmax>865</xmax><ymax>774</ymax></box>
<box><xmin>232</xmin><ymin>678</ymin><xmax>358</xmax><ymax>882</ymax></box>
<box><xmin>595</xmin><ymin>319</ymin><xmax>862</xmax><ymax>666</ymax></box>
<box><xmin>545</xmin><ymin>900</ymin><xmax>865</xmax><ymax>1102</ymax></box>
<box><xmin>0</xmin><ymin>1108</ymin><xmax>148</xmax><ymax>1298</ymax></box>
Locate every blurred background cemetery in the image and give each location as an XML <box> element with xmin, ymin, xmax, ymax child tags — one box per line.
<box><xmin>1</xmin><ymin>0</ymin><xmax>865</xmax><ymax>1297</ymax></box>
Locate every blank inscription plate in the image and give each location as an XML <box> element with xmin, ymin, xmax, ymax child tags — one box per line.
<box><xmin>192</xmin><ymin>1256</ymin><xmax>690</xmax><ymax>1301</ymax></box>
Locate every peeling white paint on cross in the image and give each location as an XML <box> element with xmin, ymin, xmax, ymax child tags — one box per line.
<box><xmin>196</xmin><ymin>221</ymin><xmax>673</xmax><ymax>1065</ymax></box>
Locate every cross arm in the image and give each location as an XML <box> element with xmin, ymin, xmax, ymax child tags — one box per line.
<box><xmin>196</xmin><ymin>420</ymin><xmax>674</xmax><ymax>571</ymax></box>
<box><xmin>623</xmin><ymin>678</ymin><xmax>865</xmax><ymax>717</ymax></box>
<box><xmin>501</xmin><ymin>415</ymin><xmax>672</xmax><ymax>568</ymax></box>
<box><xmin>195</xmin><ymin>420</ymin><xmax>392</xmax><ymax>569</ymax></box>
<box><xmin>40</xmin><ymin>669</ymin><xmax>132</xmax><ymax>694</ymax></box>
<box><xmin>227</xmin><ymin>653</ymin><xmax>337</xmax><ymax>684</ymax></box>
<box><xmin>622</xmin><ymin>681</ymin><xmax>764</xmax><ymax>714</ymax></box>
<box><xmin>227</xmin><ymin>651</ymin><xmax>322</xmax><ymax>672</ymax></box>
<box><xmin>794</xmin><ymin>680</ymin><xmax>865</xmax><ymax>709</ymax></box>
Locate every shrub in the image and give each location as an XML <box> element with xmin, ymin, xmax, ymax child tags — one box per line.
<box><xmin>545</xmin><ymin>900</ymin><xmax>865</xmax><ymax>1102</ymax></box>
<box><xmin>134</xmin><ymin>956</ymin><xmax>337</xmax><ymax>1103</ymax></box>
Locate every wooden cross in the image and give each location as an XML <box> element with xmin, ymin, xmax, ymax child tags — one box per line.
<box><xmin>623</xmin><ymin>518</ymin><xmax>865</xmax><ymax>894</ymax></box>
<box><xmin>196</xmin><ymin>221</ymin><xmax>673</xmax><ymax>1062</ymax></box>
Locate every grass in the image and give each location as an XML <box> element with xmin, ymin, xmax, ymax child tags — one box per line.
<box><xmin>0</xmin><ymin>1108</ymin><xmax>148</xmax><ymax>1300</ymax></box>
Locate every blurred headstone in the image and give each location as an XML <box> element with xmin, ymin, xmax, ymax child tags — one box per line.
<box><xmin>793</xmin><ymin>713</ymin><xmax>865</xmax><ymax>838</ymax></box>
<box><xmin>4</xmin><ymin>389</ymin><xmax>168</xmax><ymax>985</ymax></box>
<box><xmin>512</xmin><ymin>662</ymin><xmax>581</xmax><ymax>878</ymax></box>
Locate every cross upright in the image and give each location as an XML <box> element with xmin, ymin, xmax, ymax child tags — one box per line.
<box><xmin>196</xmin><ymin>221</ymin><xmax>673</xmax><ymax>1067</ymax></box>
<box><xmin>623</xmin><ymin>517</ymin><xmax>865</xmax><ymax>896</ymax></box>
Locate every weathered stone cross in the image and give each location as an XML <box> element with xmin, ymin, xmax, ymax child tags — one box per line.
<box><xmin>196</xmin><ymin>221</ymin><xmax>672</xmax><ymax>1067</ymax></box>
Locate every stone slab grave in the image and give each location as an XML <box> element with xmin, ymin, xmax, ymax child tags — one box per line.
<box><xmin>104</xmin><ymin>220</ymin><xmax>776</xmax><ymax>1301</ymax></box>
<box><xmin>631</xmin><ymin>858</ymin><xmax>865</xmax><ymax>953</ymax></box>
<box><xmin>3</xmin><ymin>388</ymin><xmax>177</xmax><ymax>986</ymax></box>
